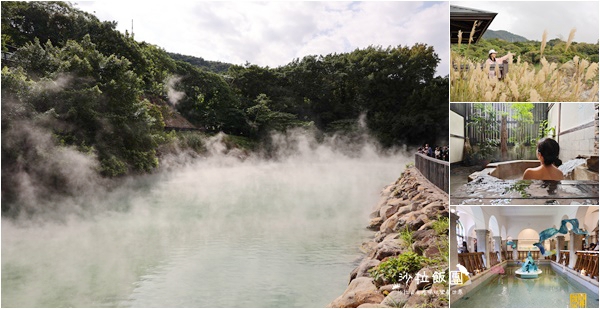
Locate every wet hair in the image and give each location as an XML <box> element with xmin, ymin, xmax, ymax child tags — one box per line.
<box><xmin>537</xmin><ymin>138</ymin><xmax>562</xmax><ymax>167</ymax></box>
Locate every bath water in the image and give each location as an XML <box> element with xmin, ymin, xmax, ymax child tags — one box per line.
<box><xmin>452</xmin><ymin>265</ymin><xmax>600</xmax><ymax>308</ymax></box>
<box><xmin>2</xmin><ymin>150</ymin><xmax>407</xmax><ymax>307</ymax></box>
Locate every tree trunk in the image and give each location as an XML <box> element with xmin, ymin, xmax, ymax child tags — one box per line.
<box><xmin>501</xmin><ymin>115</ymin><xmax>508</xmax><ymax>161</ymax></box>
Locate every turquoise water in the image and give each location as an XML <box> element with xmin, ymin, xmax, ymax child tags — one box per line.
<box><xmin>452</xmin><ymin>265</ymin><xmax>600</xmax><ymax>308</ymax></box>
<box><xmin>2</xmin><ymin>151</ymin><xmax>406</xmax><ymax>307</ymax></box>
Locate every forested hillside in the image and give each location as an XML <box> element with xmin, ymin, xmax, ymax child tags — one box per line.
<box><xmin>452</xmin><ymin>37</ymin><xmax>599</xmax><ymax>64</ymax></box>
<box><xmin>1</xmin><ymin>2</ymin><xmax>448</xmax><ymax>213</ymax></box>
<box><xmin>482</xmin><ymin>30</ymin><xmax>528</xmax><ymax>43</ymax></box>
<box><xmin>167</xmin><ymin>52</ymin><xmax>232</xmax><ymax>74</ymax></box>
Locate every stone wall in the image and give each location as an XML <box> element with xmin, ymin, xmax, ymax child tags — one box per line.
<box><xmin>550</xmin><ymin>103</ymin><xmax>598</xmax><ymax>161</ymax></box>
<box><xmin>328</xmin><ymin>167</ymin><xmax>449</xmax><ymax>308</ymax></box>
<box><xmin>560</xmin><ymin>126</ymin><xmax>597</xmax><ymax>161</ymax></box>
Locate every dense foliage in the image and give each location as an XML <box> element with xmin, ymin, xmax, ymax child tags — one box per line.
<box><xmin>228</xmin><ymin>46</ymin><xmax>448</xmax><ymax>146</ymax></box>
<box><xmin>2</xmin><ymin>1</ymin><xmax>448</xmax><ymax>214</ymax></box>
<box><xmin>452</xmin><ymin>37</ymin><xmax>599</xmax><ymax>64</ymax></box>
<box><xmin>369</xmin><ymin>251</ymin><xmax>432</xmax><ymax>285</ymax></box>
<box><xmin>168</xmin><ymin>52</ymin><xmax>232</xmax><ymax>74</ymax></box>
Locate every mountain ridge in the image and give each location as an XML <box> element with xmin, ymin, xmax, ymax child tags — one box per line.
<box><xmin>483</xmin><ymin>29</ymin><xmax>529</xmax><ymax>42</ymax></box>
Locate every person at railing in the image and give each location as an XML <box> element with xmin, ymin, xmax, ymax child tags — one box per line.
<box><xmin>486</xmin><ymin>49</ymin><xmax>514</xmax><ymax>79</ymax></box>
<box><xmin>460</xmin><ymin>241</ymin><xmax>469</xmax><ymax>253</ymax></box>
<box><xmin>420</xmin><ymin>144</ymin><xmax>430</xmax><ymax>156</ymax></box>
<box><xmin>523</xmin><ymin>138</ymin><xmax>564</xmax><ymax>181</ymax></box>
<box><xmin>427</xmin><ymin>144</ymin><xmax>434</xmax><ymax>158</ymax></box>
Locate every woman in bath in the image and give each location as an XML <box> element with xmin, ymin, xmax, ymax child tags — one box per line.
<box><xmin>523</xmin><ymin>138</ymin><xmax>564</xmax><ymax>181</ymax></box>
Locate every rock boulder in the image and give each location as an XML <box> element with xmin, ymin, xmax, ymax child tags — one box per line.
<box><xmin>328</xmin><ymin>277</ymin><xmax>385</xmax><ymax>308</ymax></box>
<box><xmin>370</xmin><ymin>239</ymin><xmax>403</xmax><ymax>261</ymax></box>
<box><xmin>350</xmin><ymin>258</ymin><xmax>381</xmax><ymax>282</ymax></box>
<box><xmin>380</xmin><ymin>291</ymin><xmax>410</xmax><ymax>307</ymax></box>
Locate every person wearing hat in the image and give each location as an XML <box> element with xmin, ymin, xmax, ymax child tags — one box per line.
<box><xmin>486</xmin><ymin>49</ymin><xmax>514</xmax><ymax>78</ymax></box>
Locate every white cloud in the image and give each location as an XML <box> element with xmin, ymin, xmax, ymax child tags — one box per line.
<box><xmin>76</xmin><ymin>1</ymin><xmax>449</xmax><ymax>76</ymax></box>
<box><xmin>452</xmin><ymin>1</ymin><xmax>599</xmax><ymax>43</ymax></box>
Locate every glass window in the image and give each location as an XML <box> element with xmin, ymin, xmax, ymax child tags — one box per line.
<box><xmin>457</xmin><ymin>220</ymin><xmax>465</xmax><ymax>250</ymax></box>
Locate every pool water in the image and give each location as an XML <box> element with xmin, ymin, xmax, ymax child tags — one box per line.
<box><xmin>452</xmin><ymin>265</ymin><xmax>600</xmax><ymax>308</ymax></box>
<box><xmin>451</xmin><ymin>175</ymin><xmax>599</xmax><ymax>205</ymax></box>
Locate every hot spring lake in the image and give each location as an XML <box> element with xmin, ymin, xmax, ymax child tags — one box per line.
<box><xmin>2</xmin><ymin>149</ymin><xmax>407</xmax><ymax>307</ymax></box>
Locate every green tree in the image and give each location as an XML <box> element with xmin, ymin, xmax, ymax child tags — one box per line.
<box><xmin>174</xmin><ymin>61</ymin><xmax>248</xmax><ymax>135</ymax></box>
<box><xmin>5</xmin><ymin>35</ymin><xmax>166</xmax><ymax>176</ymax></box>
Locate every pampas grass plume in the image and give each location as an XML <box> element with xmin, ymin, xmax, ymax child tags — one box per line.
<box><xmin>585</xmin><ymin>63</ymin><xmax>599</xmax><ymax>81</ymax></box>
<box><xmin>565</xmin><ymin>28</ymin><xmax>576</xmax><ymax>52</ymax></box>
<box><xmin>540</xmin><ymin>30</ymin><xmax>548</xmax><ymax>57</ymax></box>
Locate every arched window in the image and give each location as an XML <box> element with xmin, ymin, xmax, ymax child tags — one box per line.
<box><xmin>457</xmin><ymin>220</ymin><xmax>465</xmax><ymax>250</ymax></box>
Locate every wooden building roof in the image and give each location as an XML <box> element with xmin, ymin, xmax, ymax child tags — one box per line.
<box><xmin>450</xmin><ymin>5</ymin><xmax>497</xmax><ymax>44</ymax></box>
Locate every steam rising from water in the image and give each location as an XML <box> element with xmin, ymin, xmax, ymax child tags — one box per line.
<box><xmin>2</xmin><ymin>130</ymin><xmax>411</xmax><ymax>307</ymax></box>
<box><xmin>165</xmin><ymin>76</ymin><xmax>185</xmax><ymax>106</ymax></box>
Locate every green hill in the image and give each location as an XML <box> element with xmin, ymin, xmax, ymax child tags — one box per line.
<box><xmin>483</xmin><ymin>30</ymin><xmax>529</xmax><ymax>42</ymax></box>
<box><xmin>1</xmin><ymin>1</ymin><xmax>449</xmax><ymax>214</ymax></box>
<box><xmin>167</xmin><ymin>52</ymin><xmax>232</xmax><ymax>74</ymax></box>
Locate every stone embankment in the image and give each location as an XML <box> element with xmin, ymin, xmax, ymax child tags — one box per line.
<box><xmin>328</xmin><ymin>167</ymin><xmax>449</xmax><ymax>308</ymax></box>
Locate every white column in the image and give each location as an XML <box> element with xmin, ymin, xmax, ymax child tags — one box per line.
<box><xmin>568</xmin><ymin>231</ymin><xmax>583</xmax><ymax>269</ymax></box>
<box><xmin>467</xmin><ymin>236</ymin><xmax>474</xmax><ymax>252</ymax></box>
<box><xmin>556</xmin><ymin>236</ymin><xmax>565</xmax><ymax>263</ymax></box>
<box><xmin>493</xmin><ymin>236</ymin><xmax>502</xmax><ymax>262</ymax></box>
<box><xmin>476</xmin><ymin>229</ymin><xmax>490</xmax><ymax>268</ymax></box>
<box><xmin>450</xmin><ymin>212</ymin><xmax>460</xmax><ymax>271</ymax></box>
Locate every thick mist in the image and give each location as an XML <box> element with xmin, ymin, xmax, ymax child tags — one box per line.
<box><xmin>2</xmin><ymin>130</ymin><xmax>412</xmax><ymax>307</ymax></box>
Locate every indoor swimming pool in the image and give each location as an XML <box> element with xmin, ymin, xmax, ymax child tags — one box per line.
<box><xmin>452</xmin><ymin>264</ymin><xmax>599</xmax><ymax>308</ymax></box>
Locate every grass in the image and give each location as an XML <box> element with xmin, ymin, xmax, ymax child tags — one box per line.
<box><xmin>222</xmin><ymin>134</ymin><xmax>258</xmax><ymax>151</ymax></box>
<box><xmin>174</xmin><ymin>131</ymin><xmax>209</xmax><ymax>153</ymax></box>
<box><xmin>431</xmin><ymin>215</ymin><xmax>449</xmax><ymax>236</ymax></box>
<box><xmin>452</xmin><ymin>26</ymin><xmax>598</xmax><ymax>102</ymax></box>
<box><xmin>399</xmin><ymin>226</ymin><xmax>414</xmax><ymax>249</ymax></box>
<box><xmin>369</xmin><ymin>251</ymin><xmax>432</xmax><ymax>285</ymax></box>
<box><xmin>431</xmin><ymin>215</ymin><xmax>450</xmax><ymax>278</ymax></box>
<box><xmin>159</xmin><ymin>131</ymin><xmax>258</xmax><ymax>157</ymax></box>
<box><xmin>451</xmin><ymin>53</ymin><xmax>599</xmax><ymax>102</ymax></box>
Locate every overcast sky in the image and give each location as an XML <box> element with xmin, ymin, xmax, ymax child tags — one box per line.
<box><xmin>75</xmin><ymin>1</ymin><xmax>450</xmax><ymax>77</ymax></box>
<box><xmin>452</xmin><ymin>1</ymin><xmax>599</xmax><ymax>43</ymax></box>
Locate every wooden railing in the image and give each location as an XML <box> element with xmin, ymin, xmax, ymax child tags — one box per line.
<box><xmin>558</xmin><ymin>250</ymin><xmax>570</xmax><ymax>266</ymax></box>
<box><xmin>452</xmin><ymin>61</ymin><xmax>510</xmax><ymax>80</ymax></box>
<box><xmin>573</xmin><ymin>251</ymin><xmax>599</xmax><ymax>280</ymax></box>
<box><xmin>517</xmin><ymin>250</ymin><xmax>540</xmax><ymax>261</ymax></box>
<box><xmin>488</xmin><ymin>62</ymin><xmax>509</xmax><ymax>80</ymax></box>
<box><xmin>489</xmin><ymin>251</ymin><xmax>500</xmax><ymax>266</ymax></box>
<box><xmin>414</xmin><ymin>153</ymin><xmax>449</xmax><ymax>193</ymax></box>
<box><xmin>458</xmin><ymin>252</ymin><xmax>485</xmax><ymax>274</ymax></box>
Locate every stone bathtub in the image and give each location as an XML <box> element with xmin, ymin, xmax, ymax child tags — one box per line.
<box><xmin>467</xmin><ymin>158</ymin><xmax>599</xmax><ymax>182</ymax></box>
<box><xmin>452</xmin><ymin>158</ymin><xmax>599</xmax><ymax>205</ymax></box>
<box><xmin>467</xmin><ymin>160</ymin><xmax>540</xmax><ymax>181</ymax></box>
